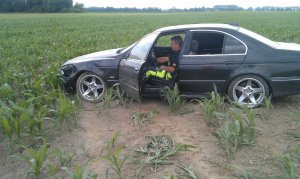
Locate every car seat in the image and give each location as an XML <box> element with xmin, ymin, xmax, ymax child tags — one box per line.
<box><xmin>189</xmin><ymin>40</ymin><xmax>199</xmax><ymax>55</ymax></box>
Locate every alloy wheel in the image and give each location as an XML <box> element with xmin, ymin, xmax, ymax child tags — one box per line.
<box><xmin>232</xmin><ymin>78</ymin><xmax>265</xmax><ymax>107</ymax></box>
<box><xmin>78</xmin><ymin>74</ymin><xmax>105</xmax><ymax>101</ymax></box>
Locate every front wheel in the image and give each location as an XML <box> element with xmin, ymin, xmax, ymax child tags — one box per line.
<box><xmin>76</xmin><ymin>72</ymin><xmax>106</xmax><ymax>103</ymax></box>
<box><xmin>228</xmin><ymin>75</ymin><xmax>269</xmax><ymax>107</ymax></box>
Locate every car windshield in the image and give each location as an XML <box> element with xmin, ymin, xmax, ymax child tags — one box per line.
<box><xmin>128</xmin><ymin>33</ymin><xmax>158</xmax><ymax>60</ymax></box>
<box><xmin>238</xmin><ymin>28</ymin><xmax>279</xmax><ymax>48</ymax></box>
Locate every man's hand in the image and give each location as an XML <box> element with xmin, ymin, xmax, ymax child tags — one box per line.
<box><xmin>160</xmin><ymin>66</ymin><xmax>166</xmax><ymax>70</ymax></box>
<box><xmin>160</xmin><ymin>66</ymin><xmax>175</xmax><ymax>73</ymax></box>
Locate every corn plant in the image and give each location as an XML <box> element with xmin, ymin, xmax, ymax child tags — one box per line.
<box><xmin>295</xmin><ymin>145</ymin><xmax>300</xmax><ymax>161</ymax></box>
<box><xmin>53</xmin><ymin>148</ymin><xmax>76</xmax><ymax>167</ymax></box>
<box><xmin>14</xmin><ymin>145</ymin><xmax>48</xmax><ymax>179</ymax></box>
<box><xmin>101</xmin><ymin>132</ymin><xmax>128</xmax><ymax>179</ymax></box>
<box><xmin>233</xmin><ymin>166</ymin><xmax>281</xmax><ymax>179</ymax></box>
<box><xmin>102</xmin><ymin>87</ymin><xmax>114</xmax><ymax>109</ymax></box>
<box><xmin>62</xmin><ymin>163</ymin><xmax>98</xmax><ymax>179</ymax></box>
<box><xmin>177</xmin><ymin>164</ymin><xmax>197</xmax><ymax>179</ymax></box>
<box><xmin>210</xmin><ymin>90</ymin><xmax>225</xmax><ymax>110</ymax></box>
<box><xmin>0</xmin><ymin>83</ymin><xmax>14</xmax><ymax>100</ymax></box>
<box><xmin>214</xmin><ymin>106</ymin><xmax>258</xmax><ymax>158</ymax></box>
<box><xmin>164</xmin><ymin>175</ymin><xmax>184</xmax><ymax>179</ymax></box>
<box><xmin>0</xmin><ymin>101</ymin><xmax>32</xmax><ymax>151</ymax></box>
<box><xmin>112</xmin><ymin>84</ymin><xmax>131</xmax><ymax>108</ymax></box>
<box><xmin>135</xmin><ymin>135</ymin><xmax>195</xmax><ymax>175</ymax></box>
<box><xmin>131</xmin><ymin>110</ymin><xmax>157</xmax><ymax>128</ymax></box>
<box><xmin>0</xmin><ymin>101</ymin><xmax>15</xmax><ymax>151</ymax></box>
<box><xmin>161</xmin><ymin>83</ymin><xmax>185</xmax><ymax>114</ymax></box>
<box><xmin>43</xmin><ymin>63</ymin><xmax>64</xmax><ymax>89</ymax></box>
<box><xmin>201</xmin><ymin>98</ymin><xmax>218</xmax><ymax>126</ymax></box>
<box><xmin>51</xmin><ymin>87</ymin><xmax>76</xmax><ymax>127</ymax></box>
<box><xmin>0</xmin><ymin>118</ymin><xmax>14</xmax><ymax>151</ymax></box>
<box><xmin>28</xmin><ymin>105</ymin><xmax>47</xmax><ymax>136</ymax></box>
<box><xmin>200</xmin><ymin>90</ymin><xmax>225</xmax><ymax>126</ymax></box>
<box><xmin>214</xmin><ymin>123</ymin><xmax>235</xmax><ymax>158</ymax></box>
<box><xmin>214</xmin><ymin>119</ymin><xmax>244</xmax><ymax>158</ymax></box>
<box><xmin>264</xmin><ymin>95</ymin><xmax>273</xmax><ymax>111</ymax></box>
<box><xmin>107</xmin><ymin>131</ymin><xmax>120</xmax><ymax>148</ymax></box>
<box><xmin>274</xmin><ymin>153</ymin><xmax>298</xmax><ymax>179</ymax></box>
<box><xmin>241</xmin><ymin>106</ymin><xmax>256</xmax><ymax>143</ymax></box>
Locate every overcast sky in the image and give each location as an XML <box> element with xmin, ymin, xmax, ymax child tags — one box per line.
<box><xmin>73</xmin><ymin>0</ymin><xmax>300</xmax><ymax>9</ymax></box>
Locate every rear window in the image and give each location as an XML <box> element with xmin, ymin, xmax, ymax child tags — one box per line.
<box><xmin>187</xmin><ymin>31</ymin><xmax>246</xmax><ymax>55</ymax></box>
<box><xmin>223</xmin><ymin>35</ymin><xmax>246</xmax><ymax>54</ymax></box>
<box><xmin>192</xmin><ymin>32</ymin><xmax>224</xmax><ymax>54</ymax></box>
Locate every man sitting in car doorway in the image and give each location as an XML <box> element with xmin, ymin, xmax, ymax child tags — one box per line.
<box><xmin>144</xmin><ymin>35</ymin><xmax>183</xmax><ymax>84</ymax></box>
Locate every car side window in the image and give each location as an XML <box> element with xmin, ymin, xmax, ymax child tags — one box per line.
<box><xmin>129</xmin><ymin>33</ymin><xmax>158</xmax><ymax>60</ymax></box>
<box><xmin>186</xmin><ymin>31</ymin><xmax>246</xmax><ymax>55</ymax></box>
<box><xmin>223</xmin><ymin>35</ymin><xmax>246</xmax><ymax>54</ymax></box>
<box><xmin>155</xmin><ymin>33</ymin><xmax>186</xmax><ymax>47</ymax></box>
<box><xmin>187</xmin><ymin>32</ymin><xmax>224</xmax><ymax>55</ymax></box>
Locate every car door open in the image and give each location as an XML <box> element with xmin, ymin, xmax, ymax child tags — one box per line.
<box><xmin>118</xmin><ymin>33</ymin><xmax>158</xmax><ymax>102</ymax></box>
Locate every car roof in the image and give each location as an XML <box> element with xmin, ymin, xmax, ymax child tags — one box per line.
<box><xmin>154</xmin><ymin>23</ymin><xmax>239</xmax><ymax>33</ymax></box>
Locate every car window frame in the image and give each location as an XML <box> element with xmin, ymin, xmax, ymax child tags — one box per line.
<box><xmin>154</xmin><ymin>31</ymin><xmax>187</xmax><ymax>48</ymax></box>
<box><xmin>150</xmin><ymin>30</ymin><xmax>189</xmax><ymax>61</ymax></box>
<box><xmin>183</xmin><ymin>29</ymin><xmax>248</xmax><ymax>57</ymax></box>
<box><xmin>127</xmin><ymin>32</ymin><xmax>159</xmax><ymax>61</ymax></box>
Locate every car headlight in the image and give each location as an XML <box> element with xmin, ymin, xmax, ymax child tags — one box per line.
<box><xmin>61</xmin><ymin>64</ymin><xmax>76</xmax><ymax>77</ymax></box>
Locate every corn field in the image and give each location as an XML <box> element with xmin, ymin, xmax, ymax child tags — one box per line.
<box><xmin>0</xmin><ymin>12</ymin><xmax>300</xmax><ymax>178</ymax></box>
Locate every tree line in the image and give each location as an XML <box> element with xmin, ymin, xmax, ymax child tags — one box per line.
<box><xmin>86</xmin><ymin>5</ymin><xmax>300</xmax><ymax>12</ymax></box>
<box><xmin>0</xmin><ymin>0</ymin><xmax>84</xmax><ymax>12</ymax></box>
<box><xmin>1</xmin><ymin>2</ymin><xmax>300</xmax><ymax>13</ymax></box>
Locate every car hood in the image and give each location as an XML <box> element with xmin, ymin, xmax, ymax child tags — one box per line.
<box><xmin>276</xmin><ymin>42</ymin><xmax>300</xmax><ymax>51</ymax></box>
<box><xmin>63</xmin><ymin>48</ymin><xmax>122</xmax><ymax>65</ymax></box>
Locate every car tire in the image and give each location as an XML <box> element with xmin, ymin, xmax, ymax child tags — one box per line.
<box><xmin>76</xmin><ymin>72</ymin><xmax>106</xmax><ymax>103</ymax></box>
<box><xmin>228</xmin><ymin>75</ymin><xmax>269</xmax><ymax>107</ymax></box>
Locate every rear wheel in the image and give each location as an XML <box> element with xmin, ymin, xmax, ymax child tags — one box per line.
<box><xmin>76</xmin><ymin>72</ymin><xmax>106</xmax><ymax>103</ymax></box>
<box><xmin>228</xmin><ymin>75</ymin><xmax>269</xmax><ymax>107</ymax></box>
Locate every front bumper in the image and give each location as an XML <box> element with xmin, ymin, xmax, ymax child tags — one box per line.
<box><xmin>61</xmin><ymin>64</ymin><xmax>78</xmax><ymax>89</ymax></box>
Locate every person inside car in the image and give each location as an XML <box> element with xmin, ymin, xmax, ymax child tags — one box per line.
<box><xmin>144</xmin><ymin>35</ymin><xmax>183</xmax><ymax>83</ymax></box>
<box><xmin>189</xmin><ymin>40</ymin><xmax>199</xmax><ymax>55</ymax></box>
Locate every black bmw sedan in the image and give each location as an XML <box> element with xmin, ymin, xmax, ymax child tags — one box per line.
<box><xmin>61</xmin><ymin>23</ymin><xmax>300</xmax><ymax>107</ymax></box>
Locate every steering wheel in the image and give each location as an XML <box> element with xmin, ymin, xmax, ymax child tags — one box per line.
<box><xmin>148</xmin><ymin>48</ymin><xmax>157</xmax><ymax>66</ymax></box>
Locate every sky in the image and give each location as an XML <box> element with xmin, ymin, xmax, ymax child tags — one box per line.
<box><xmin>73</xmin><ymin>0</ymin><xmax>300</xmax><ymax>9</ymax></box>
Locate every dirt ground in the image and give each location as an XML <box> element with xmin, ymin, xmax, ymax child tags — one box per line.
<box><xmin>0</xmin><ymin>96</ymin><xmax>299</xmax><ymax>179</ymax></box>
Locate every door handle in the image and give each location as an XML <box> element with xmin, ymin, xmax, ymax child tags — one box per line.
<box><xmin>225</xmin><ymin>61</ymin><xmax>236</xmax><ymax>65</ymax></box>
<box><xmin>134</xmin><ymin>67</ymin><xmax>139</xmax><ymax>71</ymax></box>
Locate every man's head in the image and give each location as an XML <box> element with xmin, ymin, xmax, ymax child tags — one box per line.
<box><xmin>171</xmin><ymin>35</ymin><xmax>183</xmax><ymax>52</ymax></box>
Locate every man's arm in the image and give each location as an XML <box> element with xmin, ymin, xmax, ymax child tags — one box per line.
<box><xmin>160</xmin><ymin>66</ymin><xmax>175</xmax><ymax>73</ymax></box>
<box><xmin>156</xmin><ymin>57</ymin><xmax>169</xmax><ymax>64</ymax></box>
<box><xmin>157</xmin><ymin>57</ymin><xmax>175</xmax><ymax>72</ymax></box>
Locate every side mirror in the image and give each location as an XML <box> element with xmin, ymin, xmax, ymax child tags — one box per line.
<box><xmin>124</xmin><ymin>51</ymin><xmax>130</xmax><ymax>59</ymax></box>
